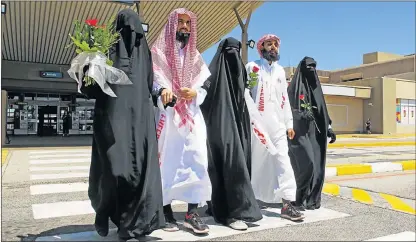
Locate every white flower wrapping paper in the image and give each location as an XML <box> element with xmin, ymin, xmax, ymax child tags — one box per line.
<box><xmin>67</xmin><ymin>51</ymin><xmax>132</xmax><ymax>97</ymax></box>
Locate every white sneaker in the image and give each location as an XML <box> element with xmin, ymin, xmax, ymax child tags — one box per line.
<box><xmin>228</xmin><ymin>220</ymin><xmax>248</xmax><ymax>230</ymax></box>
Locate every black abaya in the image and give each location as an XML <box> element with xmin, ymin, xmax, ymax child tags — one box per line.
<box><xmin>287</xmin><ymin>56</ymin><xmax>332</xmax><ymax>209</ymax></box>
<box><xmin>200</xmin><ymin>37</ymin><xmax>263</xmax><ymax>225</ymax></box>
<box><xmin>80</xmin><ymin>9</ymin><xmax>164</xmax><ymax>238</ymax></box>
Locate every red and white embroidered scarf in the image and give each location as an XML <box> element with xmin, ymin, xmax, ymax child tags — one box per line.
<box><xmin>151</xmin><ymin>8</ymin><xmax>205</xmax><ymax>134</ymax></box>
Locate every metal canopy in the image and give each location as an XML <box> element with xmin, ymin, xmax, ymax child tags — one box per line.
<box><xmin>1</xmin><ymin>1</ymin><xmax>263</xmax><ymax>65</ymax></box>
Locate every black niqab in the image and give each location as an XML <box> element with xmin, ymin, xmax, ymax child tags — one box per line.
<box><xmin>200</xmin><ymin>37</ymin><xmax>262</xmax><ymax>225</ymax></box>
<box><xmin>81</xmin><ymin>8</ymin><xmax>164</xmax><ymax>238</ymax></box>
<box><xmin>287</xmin><ymin>56</ymin><xmax>331</xmax><ymax>209</ymax></box>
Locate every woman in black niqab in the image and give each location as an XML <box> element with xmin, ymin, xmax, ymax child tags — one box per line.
<box><xmin>81</xmin><ymin>8</ymin><xmax>164</xmax><ymax>240</ymax></box>
<box><xmin>287</xmin><ymin>56</ymin><xmax>336</xmax><ymax>210</ymax></box>
<box><xmin>200</xmin><ymin>37</ymin><xmax>263</xmax><ymax>229</ymax></box>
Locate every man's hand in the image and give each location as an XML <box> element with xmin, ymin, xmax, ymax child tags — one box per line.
<box><xmin>179</xmin><ymin>87</ymin><xmax>197</xmax><ymax>100</ymax></box>
<box><xmin>327</xmin><ymin>128</ymin><xmax>336</xmax><ymax>143</ymax></box>
<box><xmin>161</xmin><ymin>89</ymin><xmax>174</xmax><ymax>105</ymax></box>
<box><xmin>287</xmin><ymin>128</ymin><xmax>295</xmax><ymax>140</ymax></box>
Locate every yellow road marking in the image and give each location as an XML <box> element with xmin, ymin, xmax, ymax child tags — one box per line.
<box><xmin>393</xmin><ymin>160</ymin><xmax>416</xmax><ymax>171</ymax></box>
<box><xmin>322</xmin><ymin>183</ymin><xmax>340</xmax><ymax>196</ymax></box>
<box><xmin>336</xmin><ymin>164</ymin><xmax>372</xmax><ymax>176</ymax></box>
<box><xmin>380</xmin><ymin>193</ymin><xmax>416</xmax><ymax>215</ymax></box>
<box><xmin>351</xmin><ymin>188</ymin><xmax>373</xmax><ymax>204</ymax></box>
<box><xmin>2</xmin><ymin>149</ymin><xmax>9</xmax><ymax>165</ymax></box>
<box><xmin>329</xmin><ymin>141</ymin><xmax>416</xmax><ymax>148</ymax></box>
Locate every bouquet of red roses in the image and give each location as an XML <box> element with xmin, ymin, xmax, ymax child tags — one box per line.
<box><xmin>67</xmin><ymin>17</ymin><xmax>132</xmax><ymax>97</ymax></box>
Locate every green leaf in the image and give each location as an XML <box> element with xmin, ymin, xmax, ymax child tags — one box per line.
<box><xmin>300</xmin><ymin>104</ymin><xmax>306</xmax><ymax>108</ymax></box>
<box><xmin>75</xmin><ymin>49</ymin><xmax>83</xmax><ymax>54</ymax></box>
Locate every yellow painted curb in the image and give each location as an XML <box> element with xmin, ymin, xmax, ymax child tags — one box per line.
<box><xmin>336</xmin><ymin>164</ymin><xmax>373</xmax><ymax>176</ymax></box>
<box><xmin>337</xmin><ymin>133</ymin><xmax>415</xmax><ymax>139</ymax></box>
<box><xmin>323</xmin><ymin>183</ymin><xmax>416</xmax><ymax>215</ymax></box>
<box><xmin>322</xmin><ymin>183</ymin><xmax>340</xmax><ymax>196</ymax></box>
<box><xmin>1</xmin><ymin>149</ymin><xmax>10</xmax><ymax>165</ymax></box>
<box><xmin>351</xmin><ymin>188</ymin><xmax>373</xmax><ymax>204</ymax></box>
<box><xmin>380</xmin><ymin>193</ymin><xmax>416</xmax><ymax>215</ymax></box>
<box><xmin>329</xmin><ymin>141</ymin><xmax>416</xmax><ymax>148</ymax></box>
<box><xmin>393</xmin><ymin>160</ymin><xmax>416</xmax><ymax>171</ymax></box>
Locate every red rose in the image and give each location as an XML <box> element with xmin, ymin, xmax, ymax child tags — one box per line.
<box><xmin>85</xmin><ymin>19</ymin><xmax>98</xmax><ymax>27</ymax></box>
<box><xmin>253</xmin><ymin>66</ymin><xmax>259</xmax><ymax>73</ymax></box>
<box><xmin>299</xmin><ymin>94</ymin><xmax>305</xmax><ymax>100</ymax></box>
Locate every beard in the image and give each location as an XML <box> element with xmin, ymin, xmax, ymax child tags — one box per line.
<box><xmin>176</xmin><ymin>31</ymin><xmax>190</xmax><ymax>47</ymax></box>
<box><xmin>262</xmin><ymin>49</ymin><xmax>279</xmax><ymax>62</ymax></box>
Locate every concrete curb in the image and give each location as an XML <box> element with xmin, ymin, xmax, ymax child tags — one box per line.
<box><xmin>325</xmin><ymin>160</ymin><xmax>416</xmax><ymax>177</ymax></box>
<box><xmin>323</xmin><ymin>183</ymin><xmax>416</xmax><ymax>215</ymax></box>
<box><xmin>328</xmin><ymin>141</ymin><xmax>416</xmax><ymax>148</ymax></box>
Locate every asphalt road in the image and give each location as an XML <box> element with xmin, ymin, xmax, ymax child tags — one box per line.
<box><xmin>1</xmin><ymin>147</ymin><xmax>415</xmax><ymax>241</ymax></box>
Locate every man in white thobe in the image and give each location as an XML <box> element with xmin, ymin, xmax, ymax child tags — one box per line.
<box><xmin>150</xmin><ymin>8</ymin><xmax>211</xmax><ymax>234</ymax></box>
<box><xmin>246</xmin><ymin>34</ymin><xmax>304</xmax><ymax>221</ymax></box>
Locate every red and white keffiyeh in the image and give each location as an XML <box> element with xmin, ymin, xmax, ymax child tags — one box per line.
<box><xmin>151</xmin><ymin>8</ymin><xmax>205</xmax><ymax>134</ymax></box>
<box><xmin>256</xmin><ymin>34</ymin><xmax>281</xmax><ymax>58</ymax></box>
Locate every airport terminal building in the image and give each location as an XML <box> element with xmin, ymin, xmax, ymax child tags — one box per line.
<box><xmin>0</xmin><ymin>1</ymin><xmax>261</xmax><ymax>144</ymax></box>
<box><xmin>286</xmin><ymin>52</ymin><xmax>415</xmax><ymax>134</ymax></box>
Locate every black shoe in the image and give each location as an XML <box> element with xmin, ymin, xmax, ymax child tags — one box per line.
<box><xmin>183</xmin><ymin>212</ymin><xmax>209</xmax><ymax>234</ymax></box>
<box><xmin>205</xmin><ymin>207</ymin><xmax>213</xmax><ymax>216</ymax></box>
<box><xmin>117</xmin><ymin>228</ymin><xmax>133</xmax><ymax>241</ymax></box>
<box><xmin>296</xmin><ymin>205</ymin><xmax>306</xmax><ymax>211</ymax></box>
<box><xmin>306</xmin><ymin>205</ymin><xmax>316</xmax><ymax>210</ymax></box>
<box><xmin>163</xmin><ymin>214</ymin><xmax>179</xmax><ymax>232</ymax></box>
<box><xmin>281</xmin><ymin>203</ymin><xmax>305</xmax><ymax>221</ymax></box>
<box><xmin>94</xmin><ymin>214</ymin><xmax>109</xmax><ymax>237</ymax></box>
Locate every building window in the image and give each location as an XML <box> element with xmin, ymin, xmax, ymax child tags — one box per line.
<box><xmin>397</xmin><ymin>98</ymin><xmax>416</xmax><ymax>125</ymax></box>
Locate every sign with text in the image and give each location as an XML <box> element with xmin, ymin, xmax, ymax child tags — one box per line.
<box><xmin>40</xmin><ymin>71</ymin><xmax>63</xmax><ymax>78</ymax></box>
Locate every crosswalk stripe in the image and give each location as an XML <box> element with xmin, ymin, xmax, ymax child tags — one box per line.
<box><xmin>30</xmin><ymin>183</ymin><xmax>89</xmax><ymax>195</ymax></box>
<box><xmin>30</xmin><ymin>158</ymin><xmax>90</xmax><ymax>165</ymax></box>
<box><xmin>29</xmin><ymin>154</ymin><xmax>91</xmax><ymax>159</ymax></box>
<box><xmin>32</xmin><ymin>200</ymin><xmax>94</xmax><ymax>220</ymax></box>
<box><xmin>30</xmin><ymin>172</ymin><xmax>89</xmax><ymax>180</ymax></box>
<box><xmin>365</xmin><ymin>231</ymin><xmax>416</xmax><ymax>241</ymax></box>
<box><xmin>34</xmin><ymin>207</ymin><xmax>350</xmax><ymax>241</ymax></box>
<box><xmin>29</xmin><ymin>166</ymin><xmax>90</xmax><ymax>172</ymax></box>
<box><xmin>29</xmin><ymin>149</ymin><xmax>91</xmax><ymax>155</ymax></box>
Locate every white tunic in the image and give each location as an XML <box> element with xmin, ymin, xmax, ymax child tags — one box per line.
<box><xmin>153</xmin><ymin>48</ymin><xmax>212</xmax><ymax>206</ymax></box>
<box><xmin>246</xmin><ymin>58</ymin><xmax>297</xmax><ymax>203</ymax></box>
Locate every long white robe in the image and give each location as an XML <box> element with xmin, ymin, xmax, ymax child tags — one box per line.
<box><xmin>246</xmin><ymin>58</ymin><xmax>297</xmax><ymax>203</ymax></box>
<box><xmin>153</xmin><ymin>48</ymin><xmax>212</xmax><ymax>206</ymax></box>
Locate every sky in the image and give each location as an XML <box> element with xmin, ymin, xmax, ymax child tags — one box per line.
<box><xmin>200</xmin><ymin>2</ymin><xmax>415</xmax><ymax>71</ymax></box>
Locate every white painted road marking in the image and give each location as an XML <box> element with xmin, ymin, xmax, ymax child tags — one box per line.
<box><xmin>29</xmin><ymin>149</ymin><xmax>91</xmax><ymax>155</ymax></box>
<box><xmin>29</xmin><ymin>153</ymin><xmax>91</xmax><ymax>159</ymax></box>
<box><xmin>34</xmin><ymin>207</ymin><xmax>350</xmax><ymax>241</ymax></box>
<box><xmin>30</xmin><ymin>172</ymin><xmax>89</xmax><ymax>180</ymax></box>
<box><xmin>30</xmin><ymin>183</ymin><xmax>89</xmax><ymax>195</ymax></box>
<box><xmin>30</xmin><ymin>158</ymin><xmax>90</xmax><ymax>165</ymax></box>
<box><xmin>29</xmin><ymin>166</ymin><xmax>90</xmax><ymax>172</ymax></box>
<box><xmin>366</xmin><ymin>231</ymin><xmax>416</xmax><ymax>241</ymax></box>
<box><xmin>32</xmin><ymin>200</ymin><xmax>95</xmax><ymax>220</ymax></box>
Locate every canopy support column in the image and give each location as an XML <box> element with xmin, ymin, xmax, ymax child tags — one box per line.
<box><xmin>233</xmin><ymin>3</ymin><xmax>253</xmax><ymax>65</ymax></box>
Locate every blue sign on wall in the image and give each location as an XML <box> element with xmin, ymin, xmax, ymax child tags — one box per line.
<box><xmin>40</xmin><ymin>71</ymin><xmax>63</xmax><ymax>78</ymax></box>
